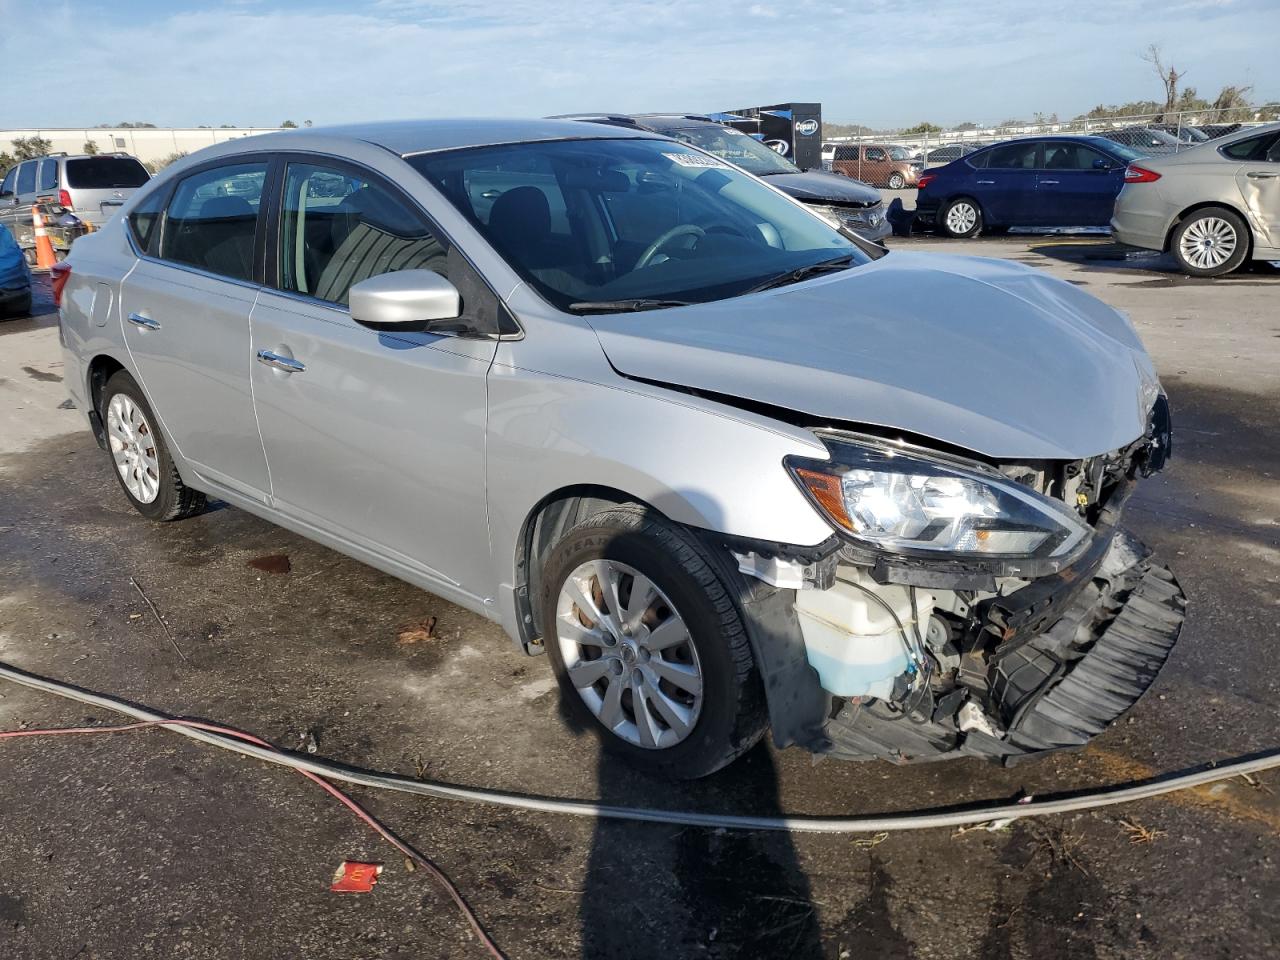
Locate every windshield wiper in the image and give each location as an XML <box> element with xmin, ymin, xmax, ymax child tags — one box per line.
<box><xmin>743</xmin><ymin>255</ymin><xmax>857</xmax><ymax>295</ymax></box>
<box><xmin>567</xmin><ymin>298</ymin><xmax>693</xmax><ymax>314</ymax></box>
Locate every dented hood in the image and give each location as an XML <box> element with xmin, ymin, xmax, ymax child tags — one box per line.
<box><xmin>587</xmin><ymin>252</ymin><xmax>1160</xmax><ymax>460</ymax></box>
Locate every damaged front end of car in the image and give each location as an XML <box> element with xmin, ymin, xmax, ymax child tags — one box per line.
<box><xmin>729</xmin><ymin>395</ymin><xmax>1183</xmax><ymax>765</ymax></box>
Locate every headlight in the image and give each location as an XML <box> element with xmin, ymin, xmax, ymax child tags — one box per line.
<box><xmin>785</xmin><ymin>435</ymin><xmax>1091</xmax><ymax>560</ymax></box>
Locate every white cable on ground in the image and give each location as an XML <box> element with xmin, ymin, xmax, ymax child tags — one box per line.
<box><xmin>2</xmin><ymin>660</ymin><xmax>1277</xmax><ymax>834</ymax></box>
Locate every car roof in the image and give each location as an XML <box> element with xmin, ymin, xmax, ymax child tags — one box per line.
<box><xmin>235</xmin><ymin>118</ymin><xmax>666</xmax><ymax>157</ymax></box>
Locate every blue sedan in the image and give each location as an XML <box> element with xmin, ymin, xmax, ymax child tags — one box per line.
<box><xmin>915</xmin><ymin>135</ymin><xmax>1145</xmax><ymax>238</ymax></box>
<box><xmin>0</xmin><ymin>223</ymin><xmax>32</xmax><ymax>319</ymax></box>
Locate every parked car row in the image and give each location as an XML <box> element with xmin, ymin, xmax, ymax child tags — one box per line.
<box><xmin>915</xmin><ymin>123</ymin><xmax>1280</xmax><ymax>275</ymax></box>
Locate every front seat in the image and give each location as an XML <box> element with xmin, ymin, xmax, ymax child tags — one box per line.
<box><xmin>486</xmin><ymin>186</ymin><xmax>551</xmax><ymax>267</ymax></box>
<box><xmin>193</xmin><ymin>196</ymin><xmax>256</xmax><ymax>279</ymax></box>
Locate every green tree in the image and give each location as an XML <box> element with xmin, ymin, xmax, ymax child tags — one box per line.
<box><xmin>12</xmin><ymin>136</ymin><xmax>52</xmax><ymax>160</ymax></box>
<box><xmin>83</xmin><ymin>140</ymin><xmax>99</xmax><ymax>155</ymax></box>
<box><xmin>902</xmin><ymin>121</ymin><xmax>942</xmax><ymax>135</ymax></box>
<box><xmin>0</xmin><ymin>151</ymin><xmax>14</xmax><ymax>172</ymax></box>
<box><xmin>280</xmin><ymin>120</ymin><xmax>298</xmax><ymax>128</ymax></box>
<box><xmin>144</xmin><ymin>151</ymin><xmax>188</xmax><ymax>175</ymax></box>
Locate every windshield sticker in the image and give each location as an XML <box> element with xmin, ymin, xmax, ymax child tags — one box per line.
<box><xmin>664</xmin><ymin>153</ymin><xmax>731</xmax><ymax>169</ymax></box>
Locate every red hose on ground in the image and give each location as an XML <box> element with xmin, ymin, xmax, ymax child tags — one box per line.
<box><xmin>0</xmin><ymin>719</ymin><xmax>506</xmax><ymax>960</ymax></box>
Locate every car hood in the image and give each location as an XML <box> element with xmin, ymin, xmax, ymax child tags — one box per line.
<box><xmin>586</xmin><ymin>252</ymin><xmax>1160</xmax><ymax>461</ymax></box>
<box><xmin>0</xmin><ymin>227</ymin><xmax>29</xmax><ymax>289</ymax></box>
<box><xmin>759</xmin><ymin>170</ymin><xmax>881</xmax><ymax>206</ymax></box>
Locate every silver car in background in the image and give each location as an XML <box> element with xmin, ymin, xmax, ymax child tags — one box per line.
<box><xmin>1111</xmin><ymin>122</ymin><xmax>1280</xmax><ymax>276</ymax></box>
<box><xmin>57</xmin><ymin>119</ymin><xmax>1182</xmax><ymax>779</ymax></box>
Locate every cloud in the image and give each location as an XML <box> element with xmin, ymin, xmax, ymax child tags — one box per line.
<box><xmin>0</xmin><ymin>0</ymin><xmax>1274</xmax><ymax>128</ymax></box>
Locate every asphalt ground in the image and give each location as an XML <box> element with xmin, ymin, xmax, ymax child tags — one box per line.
<box><xmin>1</xmin><ymin>238</ymin><xmax>1278</xmax><ymax>960</ymax></box>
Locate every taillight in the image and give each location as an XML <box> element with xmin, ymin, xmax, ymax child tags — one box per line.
<box><xmin>917</xmin><ymin>173</ymin><xmax>938</xmax><ymax>190</ymax></box>
<box><xmin>1124</xmin><ymin>165</ymin><xmax>1161</xmax><ymax>183</ymax></box>
<box><xmin>50</xmin><ymin>262</ymin><xmax>72</xmax><ymax>307</ymax></box>
<box><xmin>58</xmin><ymin>189</ymin><xmax>73</xmax><ymax>210</ymax></box>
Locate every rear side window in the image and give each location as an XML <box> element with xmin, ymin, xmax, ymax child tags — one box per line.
<box><xmin>16</xmin><ymin>161</ymin><xmax>36</xmax><ymax>195</ymax></box>
<box><xmin>129</xmin><ymin>188</ymin><xmax>168</xmax><ymax>256</ymax></box>
<box><xmin>38</xmin><ymin>160</ymin><xmax>59</xmax><ymax>192</ymax></box>
<box><xmin>1221</xmin><ymin>132</ymin><xmax>1278</xmax><ymax>162</ymax></box>
<box><xmin>278</xmin><ymin>162</ymin><xmax>445</xmax><ymax>306</ymax></box>
<box><xmin>159</xmin><ymin>162</ymin><xmax>267</xmax><ymax>282</ymax></box>
<box><xmin>833</xmin><ymin>145</ymin><xmax>859</xmax><ymax>162</ymax></box>
<box><xmin>65</xmin><ymin>157</ymin><xmax>150</xmax><ymax>189</ymax></box>
<box><xmin>985</xmin><ymin>142</ymin><xmax>1040</xmax><ymax>169</ymax></box>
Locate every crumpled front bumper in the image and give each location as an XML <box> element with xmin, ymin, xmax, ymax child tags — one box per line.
<box><xmin>818</xmin><ymin>531</ymin><xmax>1186</xmax><ymax>764</ymax></box>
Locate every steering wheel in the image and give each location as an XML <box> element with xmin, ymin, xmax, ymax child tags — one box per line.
<box><xmin>634</xmin><ymin>224</ymin><xmax>705</xmax><ymax>270</ymax></box>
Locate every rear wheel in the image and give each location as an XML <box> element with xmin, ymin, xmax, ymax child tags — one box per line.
<box><xmin>1171</xmin><ymin>207</ymin><xmax>1249</xmax><ymax>277</ymax></box>
<box><xmin>540</xmin><ymin>505</ymin><xmax>767</xmax><ymax>779</ymax></box>
<box><xmin>941</xmin><ymin>197</ymin><xmax>983</xmax><ymax>238</ymax></box>
<box><xmin>100</xmin><ymin>370</ymin><xmax>206</xmax><ymax>521</ymax></box>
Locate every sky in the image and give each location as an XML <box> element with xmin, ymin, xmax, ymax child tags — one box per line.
<box><xmin>0</xmin><ymin>0</ymin><xmax>1276</xmax><ymax>130</ymax></box>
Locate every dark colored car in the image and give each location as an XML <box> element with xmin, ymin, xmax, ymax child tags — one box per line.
<box><xmin>924</xmin><ymin>143</ymin><xmax>981</xmax><ymax>164</ymax></box>
<box><xmin>915</xmin><ymin>135</ymin><xmax>1145</xmax><ymax>238</ymax></box>
<box><xmin>557</xmin><ymin>114</ymin><xmax>892</xmax><ymax>241</ymax></box>
<box><xmin>0</xmin><ymin>223</ymin><xmax>32</xmax><ymax>318</ymax></box>
<box><xmin>1095</xmin><ymin>127</ymin><xmax>1181</xmax><ymax>155</ymax></box>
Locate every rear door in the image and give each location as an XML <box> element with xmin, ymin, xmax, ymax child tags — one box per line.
<box><xmin>249</xmin><ymin>156</ymin><xmax>496</xmax><ymax>599</ymax></box>
<box><xmin>1231</xmin><ymin>131</ymin><xmax>1280</xmax><ymax>251</ymax></box>
<box><xmin>118</xmin><ymin>158</ymin><xmax>272</xmax><ymax>499</ymax></box>
<box><xmin>1034</xmin><ymin>141</ymin><xmax>1125</xmax><ymax>226</ymax></box>
<box><xmin>970</xmin><ymin>141</ymin><xmax>1041</xmax><ymax>225</ymax></box>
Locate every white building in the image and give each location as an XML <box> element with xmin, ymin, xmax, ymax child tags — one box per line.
<box><xmin>1</xmin><ymin>127</ymin><xmax>286</xmax><ymax>164</ymax></box>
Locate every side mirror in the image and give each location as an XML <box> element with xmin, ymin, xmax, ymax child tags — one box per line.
<box><xmin>349</xmin><ymin>269</ymin><xmax>461</xmax><ymax>333</ymax></box>
<box><xmin>1093</xmin><ymin>158</ymin><xmax>1114</xmax><ymax>171</ymax></box>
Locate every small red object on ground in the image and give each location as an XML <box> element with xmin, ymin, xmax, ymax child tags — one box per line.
<box><xmin>331</xmin><ymin>861</ymin><xmax>383</xmax><ymax>893</ymax></box>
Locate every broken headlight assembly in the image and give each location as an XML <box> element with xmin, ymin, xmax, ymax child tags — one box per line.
<box><xmin>785</xmin><ymin>433</ymin><xmax>1092</xmax><ymax>563</ymax></box>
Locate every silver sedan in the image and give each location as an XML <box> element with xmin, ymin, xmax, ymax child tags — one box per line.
<box><xmin>1111</xmin><ymin>122</ymin><xmax>1280</xmax><ymax>276</ymax></box>
<box><xmin>56</xmin><ymin>119</ymin><xmax>1182</xmax><ymax>778</ymax></box>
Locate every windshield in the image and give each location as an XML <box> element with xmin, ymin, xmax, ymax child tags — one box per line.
<box><xmin>65</xmin><ymin>157</ymin><xmax>150</xmax><ymax>189</ymax></box>
<box><xmin>647</xmin><ymin>124</ymin><xmax>799</xmax><ymax>176</ymax></box>
<box><xmin>888</xmin><ymin>147</ymin><xmax>911</xmax><ymax>161</ymax></box>
<box><xmin>408</xmin><ymin>137</ymin><xmax>865</xmax><ymax>313</ymax></box>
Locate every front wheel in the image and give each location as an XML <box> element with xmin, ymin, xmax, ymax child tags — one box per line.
<box><xmin>540</xmin><ymin>505</ymin><xmax>767</xmax><ymax>779</ymax></box>
<box><xmin>887</xmin><ymin>172</ymin><xmax>906</xmax><ymax>189</ymax></box>
<box><xmin>100</xmin><ymin>370</ymin><xmax>207</xmax><ymax>521</ymax></box>
<box><xmin>1171</xmin><ymin>207</ymin><xmax>1249</xmax><ymax>277</ymax></box>
<box><xmin>941</xmin><ymin>197</ymin><xmax>983</xmax><ymax>238</ymax></box>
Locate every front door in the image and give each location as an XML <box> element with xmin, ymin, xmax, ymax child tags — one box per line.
<box><xmin>249</xmin><ymin>159</ymin><xmax>496</xmax><ymax>600</ymax></box>
<box><xmin>118</xmin><ymin>159</ymin><xmax>272</xmax><ymax>498</ymax></box>
<box><xmin>1236</xmin><ymin>132</ymin><xmax>1280</xmax><ymax>251</ymax></box>
<box><xmin>972</xmin><ymin>141</ymin><xmax>1041</xmax><ymax>226</ymax></box>
<box><xmin>1035</xmin><ymin>142</ymin><xmax>1124</xmax><ymax>226</ymax></box>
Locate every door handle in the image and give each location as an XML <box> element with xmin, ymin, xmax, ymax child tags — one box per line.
<box><xmin>127</xmin><ymin>312</ymin><xmax>160</xmax><ymax>330</ymax></box>
<box><xmin>481</xmin><ymin>189</ymin><xmax>501</xmax><ymax>199</ymax></box>
<box><xmin>256</xmin><ymin>349</ymin><xmax>306</xmax><ymax>373</ymax></box>
<box><xmin>1039</xmin><ymin>179</ymin><xmax>1060</xmax><ymax>185</ymax></box>
<box><xmin>1246</xmin><ymin>171</ymin><xmax>1277</xmax><ymax>179</ymax></box>
<box><xmin>976</xmin><ymin>180</ymin><xmax>995</xmax><ymax>185</ymax></box>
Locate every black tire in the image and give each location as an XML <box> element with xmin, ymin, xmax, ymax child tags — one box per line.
<box><xmin>887</xmin><ymin>172</ymin><xmax>906</xmax><ymax>189</ymax></box>
<box><xmin>100</xmin><ymin>370</ymin><xmax>206</xmax><ymax>521</ymax></box>
<box><xmin>1170</xmin><ymin>206</ymin><xmax>1250</xmax><ymax>277</ymax></box>
<box><xmin>539</xmin><ymin>505</ymin><xmax>768</xmax><ymax>779</ymax></box>
<box><xmin>940</xmin><ymin>197</ymin><xmax>983</xmax><ymax>238</ymax></box>
<box><xmin>1</xmin><ymin>294</ymin><xmax>31</xmax><ymax>320</ymax></box>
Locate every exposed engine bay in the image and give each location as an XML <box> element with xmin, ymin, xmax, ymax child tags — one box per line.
<box><xmin>733</xmin><ymin>396</ymin><xmax>1184</xmax><ymax>764</ymax></box>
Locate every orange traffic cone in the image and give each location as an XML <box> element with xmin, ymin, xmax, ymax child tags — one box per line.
<box><xmin>32</xmin><ymin>204</ymin><xmax>58</xmax><ymax>270</ymax></box>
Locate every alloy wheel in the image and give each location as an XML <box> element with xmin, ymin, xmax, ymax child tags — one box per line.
<box><xmin>945</xmin><ymin>201</ymin><xmax>978</xmax><ymax>235</ymax></box>
<box><xmin>555</xmin><ymin>559</ymin><xmax>703</xmax><ymax>750</ymax></box>
<box><xmin>1178</xmin><ymin>216</ymin><xmax>1238</xmax><ymax>270</ymax></box>
<box><xmin>106</xmin><ymin>393</ymin><xmax>161</xmax><ymax>504</ymax></box>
